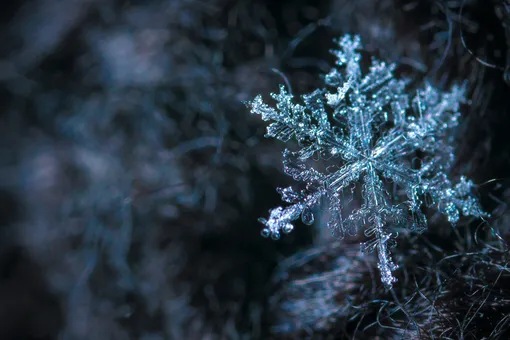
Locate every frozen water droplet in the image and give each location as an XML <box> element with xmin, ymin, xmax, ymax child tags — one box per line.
<box><xmin>301</xmin><ymin>208</ymin><xmax>314</xmax><ymax>225</ymax></box>
<box><xmin>282</xmin><ymin>223</ymin><xmax>294</xmax><ymax>234</ymax></box>
<box><xmin>261</xmin><ymin>228</ymin><xmax>270</xmax><ymax>238</ymax></box>
<box><xmin>271</xmin><ymin>230</ymin><xmax>281</xmax><ymax>240</ymax></box>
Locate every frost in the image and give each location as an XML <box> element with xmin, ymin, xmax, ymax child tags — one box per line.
<box><xmin>248</xmin><ymin>35</ymin><xmax>487</xmax><ymax>288</ymax></box>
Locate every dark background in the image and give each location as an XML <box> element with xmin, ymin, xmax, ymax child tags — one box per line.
<box><xmin>0</xmin><ymin>0</ymin><xmax>510</xmax><ymax>339</ymax></box>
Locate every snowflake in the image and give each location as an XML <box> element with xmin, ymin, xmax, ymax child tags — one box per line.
<box><xmin>248</xmin><ymin>35</ymin><xmax>487</xmax><ymax>288</ymax></box>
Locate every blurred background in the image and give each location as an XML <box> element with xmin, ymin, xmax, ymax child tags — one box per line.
<box><xmin>1</xmin><ymin>0</ymin><xmax>510</xmax><ymax>339</ymax></box>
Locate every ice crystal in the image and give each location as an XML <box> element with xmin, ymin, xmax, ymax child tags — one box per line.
<box><xmin>248</xmin><ymin>35</ymin><xmax>487</xmax><ymax>288</ymax></box>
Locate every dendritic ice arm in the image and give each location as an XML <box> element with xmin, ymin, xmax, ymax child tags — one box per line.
<box><xmin>247</xmin><ymin>34</ymin><xmax>487</xmax><ymax>288</ymax></box>
<box><xmin>257</xmin><ymin>150</ymin><xmax>327</xmax><ymax>240</ymax></box>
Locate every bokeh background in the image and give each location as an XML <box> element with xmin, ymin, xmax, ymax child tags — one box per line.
<box><xmin>1</xmin><ymin>0</ymin><xmax>510</xmax><ymax>339</ymax></box>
